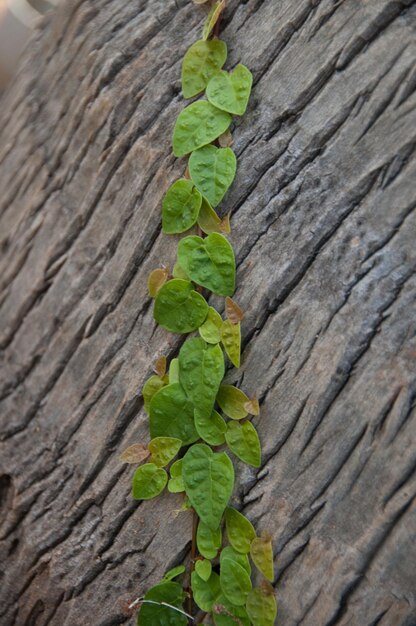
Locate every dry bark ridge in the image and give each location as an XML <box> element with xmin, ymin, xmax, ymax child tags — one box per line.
<box><xmin>0</xmin><ymin>0</ymin><xmax>415</xmax><ymax>624</ymax></box>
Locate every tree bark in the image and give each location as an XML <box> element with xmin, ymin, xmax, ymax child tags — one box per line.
<box><xmin>1</xmin><ymin>1</ymin><xmax>416</xmax><ymax>625</ymax></box>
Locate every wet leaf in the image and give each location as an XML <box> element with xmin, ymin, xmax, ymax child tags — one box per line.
<box><xmin>225</xmin><ymin>421</ymin><xmax>261</xmax><ymax>468</ymax></box>
<box><xmin>162</xmin><ymin>179</ymin><xmax>202</xmax><ymax>234</ymax></box>
<box><xmin>212</xmin><ymin>595</ymin><xmax>250</xmax><ymax>626</ymax></box>
<box><xmin>246</xmin><ymin>586</ymin><xmax>277</xmax><ymax>626</ymax></box>
<box><xmin>168</xmin><ymin>459</ymin><xmax>185</xmax><ymax>493</ymax></box>
<box><xmin>224</xmin><ymin>507</ymin><xmax>256</xmax><ymax>554</ymax></box>
<box><xmin>219</xmin><ymin>554</ymin><xmax>252</xmax><ymax>606</ymax></box>
<box><xmin>132</xmin><ymin>463</ymin><xmax>167</xmax><ymax>500</ymax></box>
<box><xmin>148</xmin><ymin>437</ymin><xmax>182</xmax><ymax>467</ymax></box>
<box><xmin>202</xmin><ymin>0</ymin><xmax>225</xmax><ymax>40</ymax></box>
<box><xmin>178</xmin><ymin>233</ymin><xmax>235</xmax><ymax>297</ymax></box>
<box><xmin>119</xmin><ymin>443</ymin><xmax>150</xmax><ymax>465</ymax></box>
<box><xmin>218</xmin><ymin>129</ymin><xmax>233</xmax><ymax>148</ymax></box>
<box><xmin>244</xmin><ymin>396</ymin><xmax>260</xmax><ymax>416</ymax></box>
<box><xmin>191</xmin><ymin>570</ymin><xmax>221</xmax><ymax>612</ymax></box>
<box><xmin>195</xmin><ymin>408</ymin><xmax>227</xmax><ymax>446</ymax></box>
<box><xmin>197</xmin><ymin>197</ymin><xmax>223</xmax><ymax>235</ymax></box>
<box><xmin>163</xmin><ymin>565</ymin><xmax>186</xmax><ymax>581</ymax></box>
<box><xmin>143</xmin><ymin>375</ymin><xmax>167</xmax><ymax>414</ymax></box>
<box><xmin>197</xmin><ymin>521</ymin><xmax>222</xmax><ymax>559</ymax></box>
<box><xmin>216</xmin><ymin>385</ymin><xmax>250</xmax><ymax>420</ymax></box>
<box><xmin>250</xmin><ymin>535</ymin><xmax>274</xmax><ymax>582</ymax></box>
<box><xmin>221</xmin><ymin>320</ymin><xmax>241</xmax><ymax>368</ymax></box>
<box><xmin>154</xmin><ymin>355</ymin><xmax>167</xmax><ymax>378</ymax></box>
<box><xmin>189</xmin><ymin>145</ymin><xmax>236</xmax><ymax>208</ymax></box>
<box><xmin>206</xmin><ymin>64</ymin><xmax>253</xmax><ymax>116</ymax></box>
<box><xmin>225</xmin><ymin>297</ymin><xmax>244</xmax><ymax>324</ymax></box>
<box><xmin>168</xmin><ymin>358</ymin><xmax>180</xmax><ymax>384</ymax></box>
<box><xmin>150</xmin><ymin>383</ymin><xmax>199</xmax><ymax>445</ymax></box>
<box><xmin>148</xmin><ymin>267</ymin><xmax>169</xmax><ymax>298</ymax></box>
<box><xmin>172</xmin><ymin>261</ymin><xmax>189</xmax><ymax>281</ymax></box>
<box><xmin>195</xmin><ymin>558</ymin><xmax>212</xmax><ymax>582</ymax></box>
<box><xmin>199</xmin><ymin>306</ymin><xmax>223</xmax><ymax>344</ymax></box>
<box><xmin>172</xmin><ymin>101</ymin><xmax>231</xmax><ymax>157</ymax></box>
<box><xmin>181</xmin><ymin>39</ymin><xmax>227</xmax><ymax>98</ymax></box>
<box><xmin>154</xmin><ymin>279</ymin><xmax>209</xmax><ymax>334</ymax></box>
<box><xmin>182</xmin><ymin>444</ymin><xmax>234</xmax><ymax>529</ymax></box>
<box><xmin>220</xmin><ymin>546</ymin><xmax>251</xmax><ymax>575</ymax></box>
<box><xmin>137</xmin><ymin>581</ymin><xmax>187</xmax><ymax>626</ymax></box>
<box><xmin>179</xmin><ymin>337</ymin><xmax>224</xmax><ymax>417</ymax></box>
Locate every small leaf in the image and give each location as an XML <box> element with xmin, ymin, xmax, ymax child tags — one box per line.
<box><xmin>221</xmin><ymin>320</ymin><xmax>241</xmax><ymax>368</ymax></box>
<box><xmin>172</xmin><ymin>261</ymin><xmax>189</xmax><ymax>281</ymax></box>
<box><xmin>250</xmin><ymin>535</ymin><xmax>274</xmax><ymax>582</ymax></box>
<box><xmin>220</xmin><ymin>214</ymin><xmax>231</xmax><ymax>233</ymax></box>
<box><xmin>197</xmin><ymin>197</ymin><xmax>224</xmax><ymax>235</ymax></box>
<box><xmin>142</xmin><ymin>375</ymin><xmax>167</xmax><ymax>414</ymax></box>
<box><xmin>119</xmin><ymin>443</ymin><xmax>150</xmax><ymax>465</ymax></box>
<box><xmin>246</xmin><ymin>586</ymin><xmax>277</xmax><ymax>626</ymax></box>
<box><xmin>195</xmin><ymin>559</ymin><xmax>212</xmax><ymax>582</ymax></box>
<box><xmin>220</xmin><ymin>546</ymin><xmax>251</xmax><ymax>575</ymax></box>
<box><xmin>137</xmin><ymin>581</ymin><xmax>187</xmax><ymax>626</ymax></box>
<box><xmin>154</xmin><ymin>355</ymin><xmax>167</xmax><ymax>378</ymax></box>
<box><xmin>148</xmin><ymin>437</ymin><xmax>182</xmax><ymax>467</ymax></box>
<box><xmin>154</xmin><ymin>279</ymin><xmax>209</xmax><ymax>334</ymax></box>
<box><xmin>148</xmin><ymin>267</ymin><xmax>169</xmax><ymax>298</ymax></box>
<box><xmin>219</xmin><ymin>555</ymin><xmax>252</xmax><ymax>606</ymax></box>
<box><xmin>206</xmin><ymin>64</ymin><xmax>253</xmax><ymax>116</ymax></box>
<box><xmin>225</xmin><ymin>297</ymin><xmax>244</xmax><ymax>324</ymax></box>
<box><xmin>182</xmin><ymin>444</ymin><xmax>234</xmax><ymax>530</ymax></box>
<box><xmin>218</xmin><ymin>129</ymin><xmax>233</xmax><ymax>148</ymax></box>
<box><xmin>202</xmin><ymin>0</ymin><xmax>225</xmax><ymax>40</ymax></box>
<box><xmin>197</xmin><ymin>522</ymin><xmax>222</xmax><ymax>559</ymax></box>
<box><xmin>189</xmin><ymin>145</ymin><xmax>236</xmax><ymax>208</ymax></box>
<box><xmin>192</xmin><ymin>0</ymin><xmax>210</xmax><ymax>4</ymax></box>
<box><xmin>244</xmin><ymin>397</ymin><xmax>260</xmax><ymax>416</ymax></box>
<box><xmin>162</xmin><ymin>179</ymin><xmax>202</xmax><ymax>234</ymax></box>
<box><xmin>191</xmin><ymin>570</ymin><xmax>221</xmax><ymax>612</ymax></box>
<box><xmin>132</xmin><ymin>463</ymin><xmax>167</xmax><ymax>500</ymax></box>
<box><xmin>181</xmin><ymin>39</ymin><xmax>227</xmax><ymax>98</ymax></box>
<box><xmin>225</xmin><ymin>507</ymin><xmax>256</xmax><ymax>554</ymax></box>
<box><xmin>163</xmin><ymin>565</ymin><xmax>186</xmax><ymax>581</ymax></box>
<box><xmin>216</xmin><ymin>385</ymin><xmax>250</xmax><ymax>420</ymax></box>
<box><xmin>172</xmin><ymin>101</ymin><xmax>231</xmax><ymax>157</ymax></box>
<box><xmin>150</xmin><ymin>383</ymin><xmax>199</xmax><ymax>445</ymax></box>
<box><xmin>168</xmin><ymin>458</ymin><xmax>185</xmax><ymax>493</ymax></box>
<box><xmin>212</xmin><ymin>595</ymin><xmax>251</xmax><ymax>626</ymax></box>
<box><xmin>195</xmin><ymin>408</ymin><xmax>227</xmax><ymax>446</ymax></box>
<box><xmin>199</xmin><ymin>306</ymin><xmax>223</xmax><ymax>344</ymax></box>
<box><xmin>178</xmin><ymin>233</ymin><xmax>235</xmax><ymax>297</ymax></box>
<box><xmin>168</xmin><ymin>358</ymin><xmax>180</xmax><ymax>384</ymax></box>
<box><xmin>225</xmin><ymin>421</ymin><xmax>261</xmax><ymax>468</ymax></box>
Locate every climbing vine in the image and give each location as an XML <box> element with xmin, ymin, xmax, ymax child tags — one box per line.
<box><xmin>121</xmin><ymin>2</ymin><xmax>277</xmax><ymax>624</ymax></box>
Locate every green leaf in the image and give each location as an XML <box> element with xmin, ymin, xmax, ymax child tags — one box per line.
<box><xmin>178</xmin><ymin>233</ymin><xmax>235</xmax><ymax>296</ymax></box>
<box><xmin>163</xmin><ymin>565</ymin><xmax>186</xmax><ymax>581</ymax></box>
<box><xmin>220</xmin><ymin>546</ymin><xmax>251</xmax><ymax>575</ymax></box>
<box><xmin>182</xmin><ymin>444</ymin><xmax>234</xmax><ymax>529</ymax></box>
<box><xmin>219</xmin><ymin>555</ymin><xmax>252</xmax><ymax>606</ymax></box>
<box><xmin>178</xmin><ymin>337</ymin><xmax>224</xmax><ymax>418</ymax></box>
<box><xmin>195</xmin><ymin>408</ymin><xmax>227</xmax><ymax>446</ymax></box>
<box><xmin>197</xmin><ymin>197</ymin><xmax>227</xmax><ymax>235</ymax></box>
<box><xmin>172</xmin><ymin>101</ymin><xmax>231</xmax><ymax>157</ymax></box>
<box><xmin>181</xmin><ymin>39</ymin><xmax>227</xmax><ymax>99</ymax></box>
<box><xmin>191</xmin><ymin>571</ymin><xmax>221</xmax><ymax>612</ymax></box>
<box><xmin>154</xmin><ymin>279</ymin><xmax>209</xmax><ymax>334</ymax></box>
<box><xmin>168</xmin><ymin>358</ymin><xmax>180</xmax><ymax>384</ymax></box>
<box><xmin>224</xmin><ymin>507</ymin><xmax>256</xmax><ymax>554</ymax></box>
<box><xmin>206</xmin><ymin>64</ymin><xmax>253</xmax><ymax>116</ymax></box>
<box><xmin>199</xmin><ymin>306</ymin><xmax>223</xmax><ymax>344</ymax></box>
<box><xmin>246</xmin><ymin>586</ymin><xmax>277</xmax><ymax>626</ymax></box>
<box><xmin>150</xmin><ymin>383</ymin><xmax>199</xmax><ymax>445</ymax></box>
<box><xmin>162</xmin><ymin>179</ymin><xmax>202</xmax><ymax>234</ymax></box>
<box><xmin>167</xmin><ymin>458</ymin><xmax>185</xmax><ymax>493</ymax></box>
<box><xmin>132</xmin><ymin>463</ymin><xmax>168</xmax><ymax>500</ymax></box>
<box><xmin>221</xmin><ymin>320</ymin><xmax>241</xmax><ymax>368</ymax></box>
<box><xmin>137</xmin><ymin>581</ymin><xmax>187</xmax><ymax>626</ymax></box>
<box><xmin>216</xmin><ymin>385</ymin><xmax>249</xmax><ymax>420</ymax></box>
<box><xmin>142</xmin><ymin>375</ymin><xmax>167</xmax><ymax>415</ymax></box>
<box><xmin>212</xmin><ymin>595</ymin><xmax>250</xmax><ymax>626</ymax></box>
<box><xmin>148</xmin><ymin>437</ymin><xmax>182</xmax><ymax>467</ymax></box>
<box><xmin>250</xmin><ymin>535</ymin><xmax>274</xmax><ymax>582</ymax></box>
<box><xmin>189</xmin><ymin>145</ymin><xmax>236</xmax><ymax>208</ymax></box>
<box><xmin>195</xmin><ymin>559</ymin><xmax>212</xmax><ymax>582</ymax></box>
<box><xmin>202</xmin><ymin>0</ymin><xmax>225</xmax><ymax>40</ymax></box>
<box><xmin>197</xmin><ymin>521</ymin><xmax>222</xmax><ymax>559</ymax></box>
<box><xmin>225</xmin><ymin>421</ymin><xmax>261</xmax><ymax>468</ymax></box>
<box><xmin>172</xmin><ymin>261</ymin><xmax>189</xmax><ymax>280</ymax></box>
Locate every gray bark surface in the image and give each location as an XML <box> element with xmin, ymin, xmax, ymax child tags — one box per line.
<box><xmin>0</xmin><ymin>0</ymin><xmax>416</xmax><ymax>624</ymax></box>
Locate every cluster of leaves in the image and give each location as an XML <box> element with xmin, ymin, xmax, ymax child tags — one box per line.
<box><xmin>121</xmin><ymin>2</ymin><xmax>277</xmax><ymax>625</ymax></box>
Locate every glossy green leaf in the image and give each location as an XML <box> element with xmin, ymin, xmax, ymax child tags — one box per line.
<box><xmin>202</xmin><ymin>0</ymin><xmax>225</xmax><ymax>40</ymax></box>
<box><xmin>220</xmin><ymin>546</ymin><xmax>251</xmax><ymax>576</ymax></box>
<box><xmin>154</xmin><ymin>279</ymin><xmax>209</xmax><ymax>334</ymax></box>
<box><xmin>219</xmin><ymin>555</ymin><xmax>252</xmax><ymax>606</ymax></box>
<box><xmin>162</xmin><ymin>179</ymin><xmax>202</xmax><ymax>234</ymax></box>
<box><xmin>132</xmin><ymin>463</ymin><xmax>167</xmax><ymax>500</ymax></box>
<box><xmin>150</xmin><ymin>383</ymin><xmax>199</xmax><ymax>445</ymax></box>
<box><xmin>199</xmin><ymin>306</ymin><xmax>223</xmax><ymax>344</ymax></box>
<box><xmin>163</xmin><ymin>565</ymin><xmax>186</xmax><ymax>581</ymax></box>
<box><xmin>197</xmin><ymin>197</ymin><xmax>228</xmax><ymax>235</ymax></box>
<box><xmin>191</xmin><ymin>571</ymin><xmax>221</xmax><ymax>612</ymax></box>
<box><xmin>212</xmin><ymin>595</ymin><xmax>250</xmax><ymax>626</ymax></box>
<box><xmin>197</xmin><ymin>521</ymin><xmax>222</xmax><ymax>559</ymax></box>
<box><xmin>181</xmin><ymin>39</ymin><xmax>227</xmax><ymax>98</ymax></box>
<box><xmin>143</xmin><ymin>375</ymin><xmax>167</xmax><ymax>414</ymax></box>
<box><xmin>216</xmin><ymin>384</ymin><xmax>249</xmax><ymax>420</ymax></box>
<box><xmin>167</xmin><ymin>458</ymin><xmax>185</xmax><ymax>493</ymax></box>
<box><xmin>206</xmin><ymin>64</ymin><xmax>253</xmax><ymax>116</ymax></box>
<box><xmin>195</xmin><ymin>559</ymin><xmax>212</xmax><ymax>582</ymax></box>
<box><xmin>195</xmin><ymin>408</ymin><xmax>227</xmax><ymax>446</ymax></box>
<box><xmin>250</xmin><ymin>535</ymin><xmax>274</xmax><ymax>582</ymax></box>
<box><xmin>246</xmin><ymin>586</ymin><xmax>277</xmax><ymax>626</ymax></box>
<box><xmin>182</xmin><ymin>444</ymin><xmax>234</xmax><ymax>529</ymax></box>
<box><xmin>137</xmin><ymin>581</ymin><xmax>187</xmax><ymax>626</ymax></box>
<box><xmin>168</xmin><ymin>358</ymin><xmax>180</xmax><ymax>384</ymax></box>
<box><xmin>172</xmin><ymin>101</ymin><xmax>231</xmax><ymax>157</ymax></box>
<box><xmin>221</xmin><ymin>320</ymin><xmax>241</xmax><ymax>368</ymax></box>
<box><xmin>225</xmin><ymin>507</ymin><xmax>256</xmax><ymax>554</ymax></box>
<box><xmin>178</xmin><ymin>233</ymin><xmax>235</xmax><ymax>297</ymax></box>
<box><xmin>189</xmin><ymin>145</ymin><xmax>237</xmax><ymax>208</ymax></box>
<box><xmin>225</xmin><ymin>421</ymin><xmax>261</xmax><ymax>468</ymax></box>
<box><xmin>148</xmin><ymin>437</ymin><xmax>182</xmax><ymax>467</ymax></box>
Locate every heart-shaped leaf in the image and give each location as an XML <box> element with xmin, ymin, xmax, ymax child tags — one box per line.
<box><xmin>154</xmin><ymin>279</ymin><xmax>209</xmax><ymax>333</ymax></box>
<box><xmin>137</xmin><ymin>581</ymin><xmax>187</xmax><ymax>626</ymax></box>
<box><xmin>202</xmin><ymin>0</ymin><xmax>225</xmax><ymax>40</ymax></box>
<box><xmin>150</xmin><ymin>383</ymin><xmax>199</xmax><ymax>445</ymax></box>
<box><xmin>225</xmin><ymin>421</ymin><xmax>261</xmax><ymax>467</ymax></box>
<box><xmin>197</xmin><ymin>197</ymin><xmax>230</xmax><ymax>236</ymax></box>
<box><xmin>132</xmin><ymin>463</ymin><xmax>168</xmax><ymax>500</ymax></box>
<box><xmin>168</xmin><ymin>458</ymin><xmax>185</xmax><ymax>493</ymax></box>
<box><xmin>178</xmin><ymin>233</ymin><xmax>235</xmax><ymax>296</ymax></box>
<box><xmin>172</xmin><ymin>101</ymin><xmax>231</xmax><ymax>157</ymax></box>
<box><xmin>182</xmin><ymin>444</ymin><xmax>234</xmax><ymax>529</ymax></box>
<box><xmin>142</xmin><ymin>375</ymin><xmax>168</xmax><ymax>414</ymax></box>
<box><xmin>181</xmin><ymin>39</ymin><xmax>227</xmax><ymax>98</ymax></box>
<box><xmin>221</xmin><ymin>320</ymin><xmax>241</xmax><ymax>368</ymax></box>
<box><xmin>206</xmin><ymin>64</ymin><xmax>253</xmax><ymax>116</ymax></box>
<box><xmin>195</xmin><ymin>559</ymin><xmax>212</xmax><ymax>582</ymax></box>
<box><xmin>191</xmin><ymin>571</ymin><xmax>221</xmax><ymax>612</ymax></box>
<box><xmin>212</xmin><ymin>595</ymin><xmax>250</xmax><ymax>626</ymax></box>
<box><xmin>197</xmin><ymin>521</ymin><xmax>222</xmax><ymax>559</ymax></box>
<box><xmin>225</xmin><ymin>297</ymin><xmax>244</xmax><ymax>323</ymax></box>
<box><xmin>220</xmin><ymin>545</ymin><xmax>251</xmax><ymax>575</ymax></box>
<box><xmin>195</xmin><ymin>408</ymin><xmax>227</xmax><ymax>446</ymax></box>
<box><xmin>120</xmin><ymin>443</ymin><xmax>150</xmax><ymax>465</ymax></box>
<box><xmin>199</xmin><ymin>306</ymin><xmax>223</xmax><ymax>344</ymax></box>
<box><xmin>148</xmin><ymin>437</ymin><xmax>182</xmax><ymax>467</ymax></box>
<box><xmin>189</xmin><ymin>145</ymin><xmax>237</xmax><ymax>208</ymax></box>
<box><xmin>162</xmin><ymin>179</ymin><xmax>202</xmax><ymax>234</ymax></box>
<box><xmin>216</xmin><ymin>385</ymin><xmax>249</xmax><ymax>420</ymax></box>
<box><xmin>148</xmin><ymin>267</ymin><xmax>169</xmax><ymax>298</ymax></box>
<box><xmin>250</xmin><ymin>534</ymin><xmax>274</xmax><ymax>581</ymax></box>
<box><xmin>219</xmin><ymin>555</ymin><xmax>252</xmax><ymax>606</ymax></box>
<box><xmin>225</xmin><ymin>507</ymin><xmax>256</xmax><ymax>554</ymax></box>
<box><xmin>246</xmin><ymin>586</ymin><xmax>277</xmax><ymax>626</ymax></box>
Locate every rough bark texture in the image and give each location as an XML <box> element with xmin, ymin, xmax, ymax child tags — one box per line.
<box><xmin>1</xmin><ymin>1</ymin><xmax>416</xmax><ymax>625</ymax></box>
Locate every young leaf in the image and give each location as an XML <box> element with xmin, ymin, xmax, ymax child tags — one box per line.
<box><xmin>191</xmin><ymin>570</ymin><xmax>221</xmax><ymax>612</ymax></box>
<box><xmin>225</xmin><ymin>297</ymin><xmax>244</xmax><ymax>324</ymax></box>
<box><xmin>202</xmin><ymin>0</ymin><xmax>225</xmax><ymax>40</ymax></box>
<box><xmin>218</xmin><ymin>128</ymin><xmax>233</xmax><ymax>148</ymax></box>
<box><xmin>148</xmin><ymin>437</ymin><xmax>182</xmax><ymax>467</ymax></box>
<box><xmin>178</xmin><ymin>233</ymin><xmax>235</xmax><ymax>297</ymax></box>
<box><xmin>172</xmin><ymin>101</ymin><xmax>231</xmax><ymax>157</ymax></box>
<box><xmin>119</xmin><ymin>443</ymin><xmax>150</xmax><ymax>465</ymax></box>
<box><xmin>199</xmin><ymin>306</ymin><xmax>223</xmax><ymax>344</ymax></box>
<box><xmin>250</xmin><ymin>534</ymin><xmax>274</xmax><ymax>582</ymax></box>
<box><xmin>195</xmin><ymin>408</ymin><xmax>227</xmax><ymax>446</ymax></box>
<box><xmin>168</xmin><ymin>358</ymin><xmax>180</xmax><ymax>384</ymax></box>
<box><xmin>220</xmin><ymin>545</ymin><xmax>251</xmax><ymax>575</ymax></box>
<box><xmin>143</xmin><ymin>375</ymin><xmax>167</xmax><ymax>414</ymax></box>
<box><xmin>225</xmin><ymin>421</ymin><xmax>261</xmax><ymax>468</ymax></box>
<box><xmin>189</xmin><ymin>145</ymin><xmax>237</xmax><ymax>208</ymax></box>
<box><xmin>137</xmin><ymin>581</ymin><xmax>187</xmax><ymax>626</ymax></box>
<box><xmin>181</xmin><ymin>39</ymin><xmax>227</xmax><ymax>98</ymax></box>
<box><xmin>147</xmin><ymin>267</ymin><xmax>169</xmax><ymax>298</ymax></box>
<box><xmin>195</xmin><ymin>558</ymin><xmax>212</xmax><ymax>582</ymax></box>
<box><xmin>168</xmin><ymin>458</ymin><xmax>185</xmax><ymax>493</ymax></box>
<box><xmin>163</xmin><ymin>564</ymin><xmax>186</xmax><ymax>581</ymax></box>
<box><xmin>154</xmin><ymin>279</ymin><xmax>209</xmax><ymax>334</ymax></box>
<box><xmin>172</xmin><ymin>261</ymin><xmax>189</xmax><ymax>280</ymax></box>
<box><xmin>154</xmin><ymin>355</ymin><xmax>167</xmax><ymax>378</ymax></box>
<box><xmin>162</xmin><ymin>179</ymin><xmax>202</xmax><ymax>234</ymax></box>
<box><xmin>216</xmin><ymin>385</ymin><xmax>250</xmax><ymax>420</ymax></box>
<box><xmin>212</xmin><ymin>595</ymin><xmax>251</xmax><ymax>626</ymax></box>
<box><xmin>197</xmin><ymin>197</ymin><xmax>225</xmax><ymax>235</ymax></box>
<box><xmin>219</xmin><ymin>556</ymin><xmax>252</xmax><ymax>606</ymax></box>
<box><xmin>221</xmin><ymin>320</ymin><xmax>241</xmax><ymax>368</ymax></box>
<box><xmin>246</xmin><ymin>585</ymin><xmax>277</xmax><ymax>626</ymax></box>
<box><xmin>206</xmin><ymin>64</ymin><xmax>253</xmax><ymax>116</ymax></box>
<box><xmin>197</xmin><ymin>521</ymin><xmax>222</xmax><ymax>559</ymax></box>
<box><xmin>132</xmin><ymin>463</ymin><xmax>168</xmax><ymax>500</ymax></box>
<box><xmin>225</xmin><ymin>507</ymin><xmax>256</xmax><ymax>554</ymax></box>
<box><xmin>150</xmin><ymin>383</ymin><xmax>199</xmax><ymax>445</ymax></box>
<box><xmin>182</xmin><ymin>444</ymin><xmax>234</xmax><ymax>529</ymax></box>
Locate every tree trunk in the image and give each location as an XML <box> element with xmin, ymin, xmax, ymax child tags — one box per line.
<box><xmin>1</xmin><ymin>1</ymin><xmax>415</xmax><ymax>624</ymax></box>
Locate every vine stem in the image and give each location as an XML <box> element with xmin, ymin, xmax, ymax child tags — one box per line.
<box><xmin>187</xmin><ymin>508</ymin><xmax>199</xmax><ymax>622</ymax></box>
